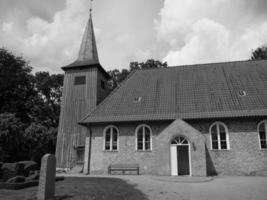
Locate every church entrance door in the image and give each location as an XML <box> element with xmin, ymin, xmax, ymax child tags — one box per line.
<box><xmin>170</xmin><ymin>136</ymin><xmax>191</xmax><ymax>176</ymax></box>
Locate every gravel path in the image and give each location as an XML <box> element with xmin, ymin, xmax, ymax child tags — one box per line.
<box><xmin>119</xmin><ymin>175</ymin><xmax>267</xmax><ymax>200</ymax></box>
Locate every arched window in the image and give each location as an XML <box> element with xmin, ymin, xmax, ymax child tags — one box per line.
<box><xmin>103</xmin><ymin>125</ymin><xmax>119</xmax><ymax>151</ymax></box>
<box><xmin>135</xmin><ymin>124</ymin><xmax>152</xmax><ymax>151</ymax></box>
<box><xmin>209</xmin><ymin>122</ymin><xmax>230</xmax><ymax>150</ymax></box>
<box><xmin>258</xmin><ymin>121</ymin><xmax>267</xmax><ymax>149</ymax></box>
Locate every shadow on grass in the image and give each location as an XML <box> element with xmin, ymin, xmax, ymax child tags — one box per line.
<box><xmin>3</xmin><ymin>177</ymin><xmax>148</xmax><ymax>200</ymax></box>
<box><xmin>55</xmin><ymin>177</ymin><xmax>148</xmax><ymax>200</ymax></box>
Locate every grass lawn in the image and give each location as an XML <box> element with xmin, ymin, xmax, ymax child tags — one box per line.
<box><xmin>1</xmin><ymin>176</ymin><xmax>267</xmax><ymax>200</ymax></box>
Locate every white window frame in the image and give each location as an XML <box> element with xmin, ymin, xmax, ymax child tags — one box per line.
<box><xmin>135</xmin><ymin>124</ymin><xmax>152</xmax><ymax>151</ymax></box>
<box><xmin>209</xmin><ymin>122</ymin><xmax>230</xmax><ymax>150</ymax></box>
<box><xmin>257</xmin><ymin>120</ymin><xmax>267</xmax><ymax>150</ymax></box>
<box><xmin>103</xmin><ymin>125</ymin><xmax>119</xmax><ymax>151</ymax></box>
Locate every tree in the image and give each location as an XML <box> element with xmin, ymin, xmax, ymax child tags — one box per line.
<box><xmin>251</xmin><ymin>46</ymin><xmax>267</xmax><ymax>60</ymax></box>
<box><xmin>0</xmin><ymin>113</ymin><xmax>27</xmax><ymax>162</ymax></box>
<box><xmin>130</xmin><ymin>59</ymin><xmax>167</xmax><ymax>71</ymax></box>
<box><xmin>24</xmin><ymin>123</ymin><xmax>57</xmax><ymax>164</ymax></box>
<box><xmin>0</xmin><ymin>48</ymin><xmax>36</xmax><ymax>122</ymax></box>
<box><xmin>0</xmin><ymin>48</ymin><xmax>63</xmax><ymax>163</ymax></box>
<box><xmin>34</xmin><ymin>72</ymin><xmax>63</xmax><ymax>127</ymax></box>
<box><xmin>108</xmin><ymin>59</ymin><xmax>167</xmax><ymax>89</ymax></box>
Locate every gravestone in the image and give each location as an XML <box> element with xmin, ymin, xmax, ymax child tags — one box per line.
<box><xmin>37</xmin><ymin>154</ymin><xmax>56</xmax><ymax>200</ymax></box>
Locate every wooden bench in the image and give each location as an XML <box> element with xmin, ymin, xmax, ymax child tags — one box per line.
<box><xmin>108</xmin><ymin>164</ymin><xmax>139</xmax><ymax>175</ymax></box>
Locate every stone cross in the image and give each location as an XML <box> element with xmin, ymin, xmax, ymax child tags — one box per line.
<box><xmin>37</xmin><ymin>154</ymin><xmax>56</xmax><ymax>200</ymax></box>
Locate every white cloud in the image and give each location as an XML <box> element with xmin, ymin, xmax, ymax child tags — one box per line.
<box><xmin>0</xmin><ymin>0</ymin><xmax>93</xmax><ymax>73</ymax></box>
<box><xmin>2</xmin><ymin>21</ymin><xmax>14</xmax><ymax>32</ymax></box>
<box><xmin>156</xmin><ymin>0</ymin><xmax>267</xmax><ymax>66</ymax></box>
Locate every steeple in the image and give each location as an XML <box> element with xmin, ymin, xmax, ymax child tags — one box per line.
<box><xmin>77</xmin><ymin>12</ymin><xmax>99</xmax><ymax>64</ymax></box>
<box><xmin>62</xmin><ymin>8</ymin><xmax>100</xmax><ymax>69</ymax></box>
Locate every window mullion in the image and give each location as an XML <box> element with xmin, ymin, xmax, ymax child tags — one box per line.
<box><xmin>110</xmin><ymin>128</ymin><xmax>113</xmax><ymax>151</ymax></box>
<box><xmin>150</xmin><ymin>132</ymin><xmax>152</xmax><ymax>150</ymax></box>
<box><xmin>217</xmin><ymin>124</ymin><xmax>221</xmax><ymax>150</ymax></box>
<box><xmin>143</xmin><ymin>127</ymin><xmax>145</xmax><ymax>151</ymax></box>
<box><xmin>264</xmin><ymin>122</ymin><xmax>267</xmax><ymax>148</ymax></box>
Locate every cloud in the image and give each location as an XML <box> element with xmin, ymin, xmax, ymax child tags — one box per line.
<box><xmin>0</xmin><ymin>0</ymin><xmax>90</xmax><ymax>73</ymax></box>
<box><xmin>0</xmin><ymin>0</ymin><xmax>66</xmax><ymax>23</ymax></box>
<box><xmin>156</xmin><ymin>0</ymin><xmax>267</xmax><ymax>66</ymax></box>
<box><xmin>2</xmin><ymin>22</ymin><xmax>14</xmax><ymax>32</ymax></box>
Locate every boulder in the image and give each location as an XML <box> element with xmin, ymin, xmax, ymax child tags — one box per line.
<box><xmin>2</xmin><ymin>163</ymin><xmax>24</xmax><ymax>181</ymax></box>
<box><xmin>26</xmin><ymin>171</ymin><xmax>40</xmax><ymax>181</ymax></box>
<box><xmin>0</xmin><ymin>162</ymin><xmax>3</xmax><ymax>179</ymax></box>
<box><xmin>6</xmin><ymin>176</ymin><xmax>26</xmax><ymax>183</ymax></box>
<box><xmin>17</xmin><ymin>161</ymin><xmax>39</xmax><ymax>177</ymax></box>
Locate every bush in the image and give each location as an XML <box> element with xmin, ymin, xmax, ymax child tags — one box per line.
<box><xmin>0</xmin><ymin>113</ymin><xmax>27</xmax><ymax>162</ymax></box>
<box><xmin>25</xmin><ymin>124</ymin><xmax>57</xmax><ymax>165</ymax></box>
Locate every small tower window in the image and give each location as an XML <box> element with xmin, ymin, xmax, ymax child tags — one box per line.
<box><xmin>101</xmin><ymin>80</ymin><xmax>105</xmax><ymax>90</ymax></box>
<box><xmin>74</xmin><ymin>76</ymin><xmax>86</xmax><ymax>85</ymax></box>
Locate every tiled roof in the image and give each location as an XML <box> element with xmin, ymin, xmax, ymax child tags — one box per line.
<box><xmin>80</xmin><ymin>59</ymin><xmax>267</xmax><ymax>124</ymax></box>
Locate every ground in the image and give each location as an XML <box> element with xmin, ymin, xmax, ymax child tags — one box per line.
<box><xmin>1</xmin><ymin>176</ymin><xmax>267</xmax><ymax>200</ymax></box>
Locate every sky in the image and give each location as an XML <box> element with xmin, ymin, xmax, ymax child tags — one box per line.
<box><xmin>0</xmin><ymin>0</ymin><xmax>267</xmax><ymax>73</ymax></box>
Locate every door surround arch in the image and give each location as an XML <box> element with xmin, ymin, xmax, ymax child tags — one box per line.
<box><xmin>170</xmin><ymin>135</ymin><xmax>192</xmax><ymax>176</ymax></box>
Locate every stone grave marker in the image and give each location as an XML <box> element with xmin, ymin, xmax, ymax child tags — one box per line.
<box><xmin>37</xmin><ymin>154</ymin><xmax>56</xmax><ymax>200</ymax></box>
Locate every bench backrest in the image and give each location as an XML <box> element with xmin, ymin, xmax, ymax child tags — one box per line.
<box><xmin>109</xmin><ymin>164</ymin><xmax>139</xmax><ymax>168</ymax></box>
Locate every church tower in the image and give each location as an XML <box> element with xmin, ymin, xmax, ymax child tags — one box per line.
<box><xmin>56</xmin><ymin>10</ymin><xmax>110</xmax><ymax>169</ymax></box>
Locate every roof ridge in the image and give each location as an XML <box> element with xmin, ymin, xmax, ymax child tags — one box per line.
<box><xmin>79</xmin><ymin>69</ymin><xmax>138</xmax><ymax>123</ymax></box>
<box><xmin>137</xmin><ymin>59</ymin><xmax>267</xmax><ymax>72</ymax></box>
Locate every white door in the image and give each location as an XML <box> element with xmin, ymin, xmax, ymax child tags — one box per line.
<box><xmin>170</xmin><ymin>145</ymin><xmax>178</xmax><ymax>176</ymax></box>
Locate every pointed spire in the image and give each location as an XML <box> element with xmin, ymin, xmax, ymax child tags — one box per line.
<box><xmin>77</xmin><ymin>12</ymin><xmax>99</xmax><ymax>64</ymax></box>
<box><xmin>62</xmin><ymin>6</ymin><xmax>100</xmax><ymax>69</ymax></box>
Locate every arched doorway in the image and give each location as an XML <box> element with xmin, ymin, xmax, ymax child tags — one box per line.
<box><xmin>170</xmin><ymin>136</ymin><xmax>191</xmax><ymax>176</ymax></box>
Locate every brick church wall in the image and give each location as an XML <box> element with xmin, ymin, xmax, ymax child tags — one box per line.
<box><xmin>88</xmin><ymin>118</ymin><xmax>267</xmax><ymax>176</ymax></box>
<box><xmin>188</xmin><ymin>118</ymin><xmax>267</xmax><ymax>176</ymax></box>
<box><xmin>89</xmin><ymin>121</ymin><xmax>170</xmax><ymax>175</ymax></box>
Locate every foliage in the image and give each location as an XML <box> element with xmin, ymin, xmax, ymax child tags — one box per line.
<box><xmin>0</xmin><ymin>48</ymin><xmax>63</xmax><ymax>164</ymax></box>
<box><xmin>33</xmin><ymin>72</ymin><xmax>63</xmax><ymax>127</ymax></box>
<box><xmin>24</xmin><ymin>123</ymin><xmax>57</xmax><ymax>164</ymax></box>
<box><xmin>251</xmin><ymin>46</ymin><xmax>267</xmax><ymax>60</ymax></box>
<box><xmin>0</xmin><ymin>113</ymin><xmax>27</xmax><ymax>162</ymax></box>
<box><xmin>108</xmin><ymin>59</ymin><xmax>167</xmax><ymax>89</ymax></box>
<box><xmin>0</xmin><ymin>48</ymin><xmax>36</xmax><ymax>122</ymax></box>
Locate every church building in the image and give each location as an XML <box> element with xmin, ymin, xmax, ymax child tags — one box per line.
<box><xmin>55</xmin><ymin>11</ymin><xmax>267</xmax><ymax>176</ymax></box>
